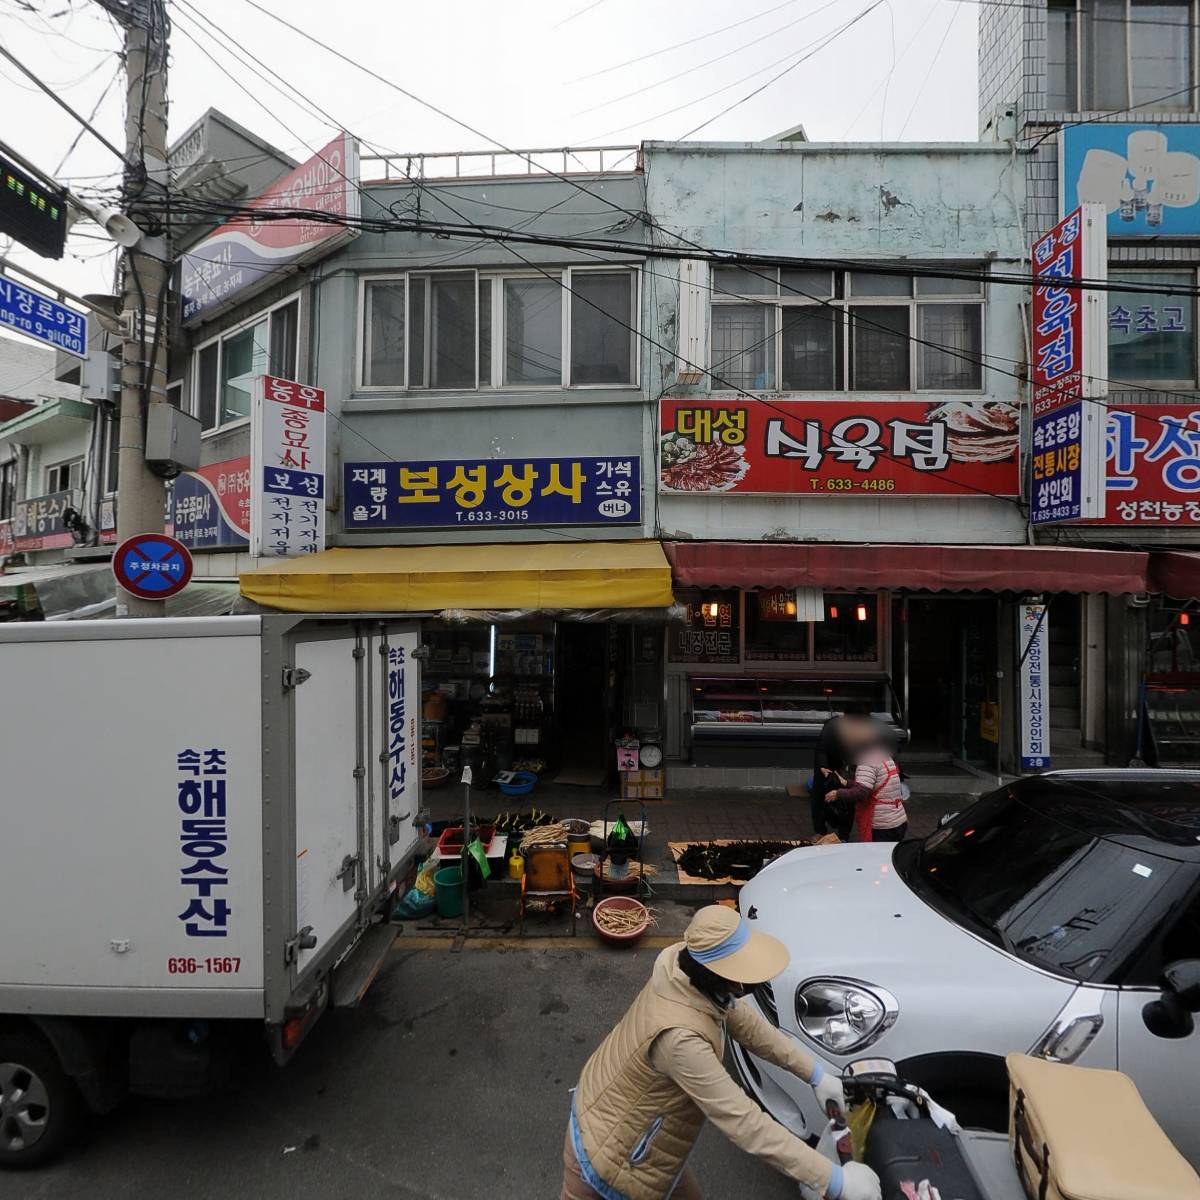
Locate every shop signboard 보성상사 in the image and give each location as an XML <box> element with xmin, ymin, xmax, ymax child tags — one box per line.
<box><xmin>1018</xmin><ymin>603</ymin><xmax>1050</xmax><ymax>771</ymax></box>
<box><xmin>250</xmin><ymin>377</ymin><xmax>325</xmax><ymax>559</ymax></box>
<box><xmin>343</xmin><ymin>457</ymin><xmax>641</xmax><ymax>529</ymax></box>
<box><xmin>1065</xmin><ymin>124</ymin><xmax>1200</xmax><ymax>237</ymax></box>
<box><xmin>170</xmin><ymin>457</ymin><xmax>252</xmax><ymax>550</ymax></box>
<box><xmin>657</xmin><ymin>399</ymin><xmax>1020</xmax><ymax>497</ymax></box>
<box><xmin>1029</xmin><ymin>205</ymin><xmax>1107</xmax><ymax>524</ymax></box>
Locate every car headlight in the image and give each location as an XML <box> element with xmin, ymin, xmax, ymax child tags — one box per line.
<box><xmin>795</xmin><ymin>978</ymin><xmax>898</xmax><ymax>1054</ymax></box>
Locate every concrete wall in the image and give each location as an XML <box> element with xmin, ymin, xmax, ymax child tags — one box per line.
<box><xmin>642</xmin><ymin>141</ymin><xmax>1029</xmax><ymax>545</ymax></box>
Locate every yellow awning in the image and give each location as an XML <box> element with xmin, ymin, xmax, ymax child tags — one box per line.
<box><xmin>239</xmin><ymin>540</ymin><xmax>674</xmax><ymax>613</ymax></box>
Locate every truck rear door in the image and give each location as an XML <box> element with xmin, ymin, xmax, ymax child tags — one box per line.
<box><xmin>290</xmin><ymin>630</ymin><xmax>363</xmax><ymax>978</ymax></box>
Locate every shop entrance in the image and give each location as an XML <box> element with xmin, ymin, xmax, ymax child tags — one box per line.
<box><xmin>904</xmin><ymin>596</ymin><xmax>998</xmax><ymax>767</ymax></box>
<box><xmin>555</xmin><ymin>623</ymin><xmax>611</xmax><ymax>783</ymax></box>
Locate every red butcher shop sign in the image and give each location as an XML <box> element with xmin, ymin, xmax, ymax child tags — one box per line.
<box><xmin>658</xmin><ymin>398</ymin><xmax>1021</xmax><ymax>498</ymax></box>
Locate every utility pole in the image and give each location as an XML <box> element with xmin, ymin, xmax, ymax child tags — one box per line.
<box><xmin>107</xmin><ymin>0</ymin><xmax>170</xmax><ymax>616</ymax></box>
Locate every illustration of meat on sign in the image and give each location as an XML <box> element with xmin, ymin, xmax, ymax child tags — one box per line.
<box><xmin>928</xmin><ymin>401</ymin><xmax>1020</xmax><ymax>463</ymax></box>
<box><xmin>660</xmin><ymin>433</ymin><xmax>749</xmax><ymax>491</ymax></box>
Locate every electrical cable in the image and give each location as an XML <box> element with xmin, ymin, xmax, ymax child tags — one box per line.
<box><xmin>574</xmin><ymin>0</ymin><xmax>843</xmax><ymax>118</ymax></box>
<box><xmin>573</xmin><ymin>0</ymin><xmax>805</xmax><ymax>83</ymax></box>
<box><xmin>583</xmin><ymin>3</ymin><xmax>884</xmax><ymax>142</ymax></box>
<box><xmin>0</xmin><ymin>40</ymin><xmax>133</xmax><ymax>167</ymax></box>
<box><xmin>676</xmin><ymin>0</ymin><xmax>887</xmax><ymax>141</ymax></box>
<box><xmin>896</xmin><ymin>5</ymin><xmax>959</xmax><ymax>139</ymax></box>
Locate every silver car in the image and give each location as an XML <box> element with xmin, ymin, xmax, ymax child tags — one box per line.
<box><xmin>733</xmin><ymin>769</ymin><xmax>1200</xmax><ymax>1165</ymax></box>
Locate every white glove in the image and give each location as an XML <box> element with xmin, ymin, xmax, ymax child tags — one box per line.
<box><xmin>837</xmin><ymin>1161</ymin><xmax>882</xmax><ymax>1200</ymax></box>
<box><xmin>812</xmin><ymin>1070</ymin><xmax>846</xmax><ymax>1116</ymax></box>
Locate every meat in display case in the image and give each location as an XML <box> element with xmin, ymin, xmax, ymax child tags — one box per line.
<box><xmin>688</xmin><ymin>674</ymin><xmax>907</xmax><ymax>767</ymax></box>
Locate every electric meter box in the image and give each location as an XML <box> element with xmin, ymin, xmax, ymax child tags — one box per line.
<box><xmin>145</xmin><ymin>403</ymin><xmax>201</xmax><ymax>471</ymax></box>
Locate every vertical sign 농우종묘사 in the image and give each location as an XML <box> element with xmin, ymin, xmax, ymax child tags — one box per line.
<box><xmin>1018</xmin><ymin>603</ymin><xmax>1050</xmax><ymax>771</ymax></box>
<box><xmin>250</xmin><ymin>376</ymin><xmax>326</xmax><ymax>558</ymax></box>
<box><xmin>1030</xmin><ymin>205</ymin><xmax>1108</xmax><ymax>524</ymax></box>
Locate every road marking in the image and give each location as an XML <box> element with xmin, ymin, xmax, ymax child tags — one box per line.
<box><xmin>391</xmin><ymin>935</ymin><xmax>678</xmax><ymax>952</ymax></box>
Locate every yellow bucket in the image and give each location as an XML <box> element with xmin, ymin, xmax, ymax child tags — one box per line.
<box><xmin>564</xmin><ymin>818</ymin><xmax>591</xmax><ymax>859</ymax></box>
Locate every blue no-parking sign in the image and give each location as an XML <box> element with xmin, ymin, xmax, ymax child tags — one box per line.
<box><xmin>112</xmin><ymin>532</ymin><xmax>193</xmax><ymax>601</ymax></box>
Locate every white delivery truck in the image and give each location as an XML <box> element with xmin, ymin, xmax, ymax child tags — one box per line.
<box><xmin>0</xmin><ymin>615</ymin><xmax>423</xmax><ymax>1166</ymax></box>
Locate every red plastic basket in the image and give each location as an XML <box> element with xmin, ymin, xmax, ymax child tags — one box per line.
<box><xmin>436</xmin><ymin>824</ymin><xmax>496</xmax><ymax>858</ymax></box>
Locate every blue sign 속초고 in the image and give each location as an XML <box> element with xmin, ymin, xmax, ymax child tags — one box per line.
<box><xmin>1064</xmin><ymin>123</ymin><xmax>1200</xmax><ymax>237</ymax></box>
<box><xmin>0</xmin><ymin>271</ymin><xmax>86</xmax><ymax>356</ymax></box>
<box><xmin>112</xmin><ymin>533</ymin><xmax>194</xmax><ymax>600</ymax></box>
<box><xmin>343</xmin><ymin>457</ymin><xmax>641</xmax><ymax>530</ymax></box>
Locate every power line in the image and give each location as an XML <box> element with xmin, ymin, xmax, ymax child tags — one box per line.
<box><xmin>574</xmin><ymin>0</ymin><xmax>843</xmax><ymax>118</ymax></box>
<box><xmin>896</xmin><ymin>5</ymin><xmax>959</xmax><ymax>139</ymax></box>
<box><xmin>572</xmin><ymin>0</ymin><xmax>804</xmax><ymax>82</ymax></box>
<box><xmin>678</xmin><ymin>0</ymin><xmax>886</xmax><ymax>140</ymax></box>
<box><xmin>0</xmin><ymin>40</ymin><xmax>133</xmax><ymax>168</ymax></box>
<box><xmin>584</xmin><ymin>4</ymin><xmax>884</xmax><ymax>142</ymax></box>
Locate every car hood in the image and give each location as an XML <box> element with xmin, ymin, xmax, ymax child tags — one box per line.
<box><xmin>741</xmin><ymin>844</ymin><xmax>1077</xmax><ymax>1061</ymax></box>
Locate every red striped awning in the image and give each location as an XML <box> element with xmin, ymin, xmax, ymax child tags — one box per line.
<box><xmin>663</xmin><ymin>542</ymin><xmax>1151</xmax><ymax>595</ymax></box>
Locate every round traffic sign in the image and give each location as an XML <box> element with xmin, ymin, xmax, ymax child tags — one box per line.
<box><xmin>112</xmin><ymin>532</ymin><xmax>193</xmax><ymax>601</ymax></box>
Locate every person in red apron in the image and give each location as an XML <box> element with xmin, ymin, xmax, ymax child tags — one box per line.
<box><xmin>826</xmin><ymin>746</ymin><xmax>907</xmax><ymax>842</ymax></box>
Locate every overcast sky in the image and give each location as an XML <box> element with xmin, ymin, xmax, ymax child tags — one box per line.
<box><xmin>0</xmin><ymin>0</ymin><xmax>981</xmax><ymax>306</ymax></box>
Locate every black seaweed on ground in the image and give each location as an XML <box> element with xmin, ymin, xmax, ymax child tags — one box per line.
<box><xmin>676</xmin><ymin>840</ymin><xmax>807</xmax><ymax>881</ymax></box>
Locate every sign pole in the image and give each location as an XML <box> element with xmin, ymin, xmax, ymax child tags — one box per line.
<box><xmin>111</xmin><ymin>0</ymin><xmax>170</xmax><ymax>617</ymax></box>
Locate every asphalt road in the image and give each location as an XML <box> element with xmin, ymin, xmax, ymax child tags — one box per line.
<box><xmin>8</xmin><ymin>937</ymin><xmax>797</xmax><ymax>1200</ymax></box>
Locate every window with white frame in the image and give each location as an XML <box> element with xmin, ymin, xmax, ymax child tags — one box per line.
<box><xmin>1048</xmin><ymin>0</ymin><xmax>1197</xmax><ymax>111</ymax></box>
<box><xmin>192</xmin><ymin>298</ymin><xmax>299</xmax><ymax>432</ymax></box>
<box><xmin>45</xmin><ymin>457</ymin><xmax>83</xmax><ymax>494</ymax></box>
<box><xmin>1107</xmin><ymin>267</ymin><xmax>1197</xmax><ymax>384</ymax></box>
<box><xmin>360</xmin><ymin>266</ymin><xmax>638</xmax><ymax>389</ymax></box>
<box><xmin>709</xmin><ymin>266</ymin><xmax>984</xmax><ymax>393</ymax></box>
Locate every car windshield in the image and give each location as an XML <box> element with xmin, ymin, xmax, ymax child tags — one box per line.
<box><xmin>895</xmin><ymin>779</ymin><xmax>1199</xmax><ymax>984</ymax></box>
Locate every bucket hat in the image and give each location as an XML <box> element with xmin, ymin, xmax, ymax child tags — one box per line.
<box><xmin>683</xmin><ymin>905</ymin><xmax>789</xmax><ymax>985</ymax></box>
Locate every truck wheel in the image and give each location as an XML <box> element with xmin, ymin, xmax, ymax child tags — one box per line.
<box><xmin>0</xmin><ymin>1033</ymin><xmax>82</xmax><ymax>1169</ymax></box>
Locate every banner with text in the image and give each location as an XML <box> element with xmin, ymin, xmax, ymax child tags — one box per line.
<box><xmin>1030</xmin><ymin>204</ymin><xmax>1107</xmax><ymax>523</ymax></box>
<box><xmin>657</xmin><ymin>398</ymin><xmax>1020</xmax><ymax>497</ymax></box>
<box><xmin>250</xmin><ymin>377</ymin><xmax>325</xmax><ymax>558</ymax></box>
<box><xmin>344</xmin><ymin>457</ymin><xmax>641</xmax><ymax>530</ymax></box>
<box><xmin>170</xmin><ymin>457</ymin><xmax>252</xmax><ymax>550</ymax></box>
<box><xmin>1094</xmin><ymin>403</ymin><xmax>1200</xmax><ymax>524</ymax></box>
<box><xmin>1018</xmin><ymin>603</ymin><xmax>1050</xmax><ymax>772</ymax></box>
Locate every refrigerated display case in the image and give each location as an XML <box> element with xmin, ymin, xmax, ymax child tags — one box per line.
<box><xmin>688</xmin><ymin>674</ymin><xmax>907</xmax><ymax>766</ymax></box>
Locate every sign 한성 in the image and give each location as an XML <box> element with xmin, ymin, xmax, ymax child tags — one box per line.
<box><xmin>1065</xmin><ymin>124</ymin><xmax>1200</xmax><ymax>237</ymax></box>
<box><xmin>180</xmin><ymin>133</ymin><xmax>359</xmax><ymax>323</ymax></box>
<box><xmin>1094</xmin><ymin>404</ymin><xmax>1200</xmax><ymax>524</ymax></box>
<box><xmin>658</xmin><ymin>399</ymin><xmax>1020</xmax><ymax>497</ymax></box>
<box><xmin>1030</xmin><ymin>206</ymin><xmax>1107</xmax><ymax>524</ymax></box>
<box><xmin>344</xmin><ymin>456</ymin><xmax>641</xmax><ymax>530</ymax></box>
<box><xmin>250</xmin><ymin>376</ymin><xmax>325</xmax><ymax>558</ymax></box>
<box><xmin>12</xmin><ymin>490</ymin><xmax>78</xmax><ymax>551</ymax></box>
<box><xmin>1018</xmin><ymin>604</ymin><xmax>1050</xmax><ymax>772</ymax></box>
<box><xmin>0</xmin><ymin>271</ymin><xmax>86</xmax><ymax>357</ymax></box>
<box><xmin>112</xmin><ymin>533</ymin><xmax>194</xmax><ymax>601</ymax></box>
<box><xmin>171</xmin><ymin>457</ymin><xmax>251</xmax><ymax>550</ymax></box>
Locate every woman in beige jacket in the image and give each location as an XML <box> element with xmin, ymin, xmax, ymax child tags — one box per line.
<box><xmin>561</xmin><ymin>905</ymin><xmax>881</xmax><ymax>1200</ymax></box>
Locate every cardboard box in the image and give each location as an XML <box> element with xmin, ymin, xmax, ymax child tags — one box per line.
<box><xmin>620</xmin><ymin>768</ymin><xmax>664</xmax><ymax>800</ymax></box>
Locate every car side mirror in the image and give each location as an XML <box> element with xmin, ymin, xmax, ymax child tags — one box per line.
<box><xmin>938</xmin><ymin>811</ymin><xmax>959</xmax><ymax>828</ymax></box>
<box><xmin>1164</xmin><ymin>959</ymin><xmax>1200</xmax><ymax>1012</ymax></box>
<box><xmin>1142</xmin><ymin>959</ymin><xmax>1200</xmax><ymax>1039</ymax></box>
